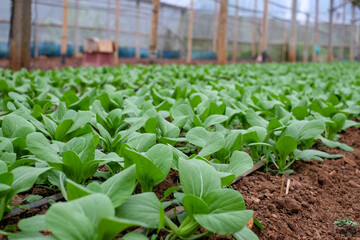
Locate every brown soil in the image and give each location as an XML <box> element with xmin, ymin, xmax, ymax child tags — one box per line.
<box><xmin>0</xmin><ymin>57</ymin><xmax>253</xmax><ymax>71</ymax></box>
<box><xmin>153</xmin><ymin>170</ymin><xmax>180</xmax><ymax>201</ymax></box>
<box><xmin>234</xmin><ymin>127</ymin><xmax>360</xmax><ymax>240</ymax></box>
<box><xmin>0</xmin><ymin>187</ymin><xmax>58</xmax><ymax>238</ymax></box>
<box><xmin>1</xmin><ymin>128</ymin><xmax>359</xmax><ymax>239</ymax></box>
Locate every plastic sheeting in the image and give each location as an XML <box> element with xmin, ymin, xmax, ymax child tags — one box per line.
<box><xmin>0</xmin><ymin>0</ymin><xmax>359</xmax><ymax>61</ymax></box>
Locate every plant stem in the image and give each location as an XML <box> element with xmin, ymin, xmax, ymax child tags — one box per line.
<box><xmin>140</xmin><ymin>181</ymin><xmax>153</xmax><ymax>193</ymax></box>
<box><xmin>0</xmin><ymin>197</ymin><xmax>8</xmax><ymax>221</ymax></box>
<box><xmin>164</xmin><ymin>215</ymin><xmax>180</xmax><ymax>236</ymax></box>
<box><xmin>178</xmin><ymin>216</ymin><xmax>200</xmax><ymax>237</ymax></box>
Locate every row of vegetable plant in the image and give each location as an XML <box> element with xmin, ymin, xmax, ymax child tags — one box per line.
<box><xmin>0</xmin><ymin>62</ymin><xmax>359</xmax><ymax>239</ymax></box>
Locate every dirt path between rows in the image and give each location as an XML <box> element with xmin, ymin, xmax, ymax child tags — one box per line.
<box><xmin>234</xmin><ymin>127</ymin><xmax>360</xmax><ymax>240</ymax></box>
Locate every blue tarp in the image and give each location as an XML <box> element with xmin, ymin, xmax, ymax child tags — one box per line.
<box><xmin>0</xmin><ymin>42</ymin><xmax>9</xmax><ymax>58</ymax></box>
<box><xmin>31</xmin><ymin>42</ymin><xmax>74</xmax><ymax>57</ymax></box>
<box><xmin>0</xmin><ymin>42</ymin><xmax>217</xmax><ymax>60</ymax></box>
<box><xmin>190</xmin><ymin>51</ymin><xmax>217</xmax><ymax>60</ymax></box>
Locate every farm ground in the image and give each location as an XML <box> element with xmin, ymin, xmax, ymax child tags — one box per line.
<box><xmin>0</xmin><ymin>63</ymin><xmax>360</xmax><ymax>239</ymax></box>
<box><xmin>1</xmin><ymin>128</ymin><xmax>359</xmax><ymax>240</ymax></box>
<box><xmin>0</xmin><ymin>57</ymin><xmax>253</xmax><ymax>71</ymax></box>
<box><xmin>235</xmin><ymin>126</ymin><xmax>360</xmax><ymax>240</ymax></box>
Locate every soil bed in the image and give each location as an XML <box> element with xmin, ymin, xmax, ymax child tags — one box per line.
<box><xmin>234</xmin><ymin>127</ymin><xmax>360</xmax><ymax>240</ymax></box>
<box><xmin>1</xmin><ymin>128</ymin><xmax>359</xmax><ymax>239</ymax></box>
<box><xmin>0</xmin><ymin>57</ymin><xmax>253</xmax><ymax>71</ymax></box>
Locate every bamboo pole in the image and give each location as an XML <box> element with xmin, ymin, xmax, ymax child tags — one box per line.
<box><xmin>260</xmin><ymin>0</ymin><xmax>269</xmax><ymax>60</ymax></box>
<box><xmin>186</xmin><ymin>0</ymin><xmax>194</xmax><ymax>64</ymax></box>
<box><xmin>135</xmin><ymin>0</ymin><xmax>140</xmax><ymax>59</ymax></box>
<box><xmin>34</xmin><ymin>0</ymin><xmax>39</xmax><ymax>59</ymax></box>
<box><xmin>303</xmin><ymin>13</ymin><xmax>310</xmax><ymax>63</ymax></box>
<box><xmin>339</xmin><ymin>4</ymin><xmax>346</xmax><ymax>60</ymax></box>
<box><xmin>179</xmin><ymin>9</ymin><xmax>186</xmax><ymax>59</ymax></box>
<box><xmin>358</xmin><ymin>19</ymin><xmax>360</xmax><ymax>59</ymax></box>
<box><xmin>289</xmin><ymin>0</ymin><xmax>297</xmax><ymax>62</ymax></box>
<box><xmin>281</xmin><ymin>21</ymin><xmax>287</xmax><ymax>62</ymax></box>
<box><xmin>9</xmin><ymin>0</ymin><xmax>32</xmax><ymax>70</ymax></box>
<box><xmin>107</xmin><ymin>0</ymin><xmax>111</xmax><ymax>39</ymax></box>
<box><xmin>257</xmin><ymin>16</ymin><xmax>263</xmax><ymax>57</ymax></box>
<box><xmin>312</xmin><ymin>0</ymin><xmax>319</xmax><ymax>62</ymax></box>
<box><xmin>218</xmin><ymin>0</ymin><xmax>228</xmax><ymax>64</ymax></box>
<box><xmin>114</xmin><ymin>0</ymin><xmax>120</xmax><ymax>65</ymax></box>
<box><xmin>61</xmin><ymin>0</ymin><xmax>69</xmax><ymax>64</ymax></box>
<box><xmin>350</xmin><ymin>4</ymin><xmax>355</xmax><ymax>62</ymax></box>
<box><xmin>251</xmin><ymin>0</ymin><xmax>257</xmax><ymax>58</ymax></box>
<box><xmin>149</xmin><ymin>0</ymin><xmax>160</xmax><ymax>63</ymax></box>
<box><xmin>232</xmin><ymin>0</ymin><xmax>239</xmax><ymax>62</ymax></box>
<box><xmin>327</xmin><ymin>0</ymin><xmax>334</xmax><ymax>62</ymax></box>
<box><xmin>74</xmin><ymin>0</ymin><xmax>79</xmax><ymax>57</ymax></box>
<box><xmin>212</xmin><ymin>1</ymin><xmax>219</xmax><ymax>54</ymax></box>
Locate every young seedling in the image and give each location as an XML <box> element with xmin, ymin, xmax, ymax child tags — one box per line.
<box><xmin>333</xmin><ymin>218</ymin><xmax>358</xmax><ymax>227</ymax></box>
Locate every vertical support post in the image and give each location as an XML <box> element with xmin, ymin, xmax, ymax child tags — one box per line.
<box><xmin>350</xmin><ymin>4</ymin><xmax>355</xmax><ymax>62</ymax></box>
<box><xmin>289</xmin><ymin>0</ymin><xmax>297</xmax><ymax>62</ymax></box>
<box><xmin>74</xmin><ymin>0</ymin><xmax>79</xmax><ymax>57</ymax></box>
<box><xmin>218</xmin><ymin>0</ymin><xmax>228</xmax><ymax>64</ymax></box>
<box><xmin>186</xmin><ymin>0</ymin><xmax>194</xmax><ymax>64</ymax></box>
<box><xmin>60</xmin><ymin>0</ymin><xmax>69</xmax><ymax>64</ymax></box>
<box><xmin>339</xmin><ymin>4</ymin><xmax>346</xmax><ymax>60</ymax></box>
<box><xmin>212</xmin><ymin>1</ymin><xmax>219</xmax><ymax>55</ymax></box>
<box><xmin>179</xmin><ymin>9</ymin><xmax>186</xmax><ymax>59</ymax></box>
<box><xmin>251</xmin><ymin>0</ymin><xmax>257</xmax><ymax>58</ymax></box>
<box><xmin>261</xmin><ymin>0</ymin><xmax>269</xmax><ymax>62</ymax></box>
<box><xmin>107</xmin><ymin>0</ymin><xmax>111</xmax><ymax>39</ymax></box>
<box><xmin>34</xmin><ymin>0</ymin><xmax>39</xmax><ymax>58</ymax></box>
<box><xmin>312</xmin><ymin>0</ymin><xmax>319</xmax><ymax>62</ymax></box>
<box><xmin>281</xmin><ymin>21</ymin><xmax>287</xmax><ymax>62</ymax></box>
<box><xmin>303</xmin><ymin>13</ymin><xmax>309</xmax><ymax>63</ymax></box>
<box><xmin>358</xmin><ymin>18</ymin><xmax>360</xmax><ymax>59</ymax></box>
<box><xmin>232</xmin><ymin>0</ymin><xmax>239</xmax><ymax>62</ymax></box>
<box><xmin>9</xmin><ymin>0</ymin><xmax>32</xmax><ymax>70</ymax></box>
<box><xmin>149</xmin><ymin>0</ymin><xmax>160</xmax><ymax>63</ymax></box>
<box><xmin>135</xmin><ymin>0</ymin><xmax>140</xmax><ymax>59</ymax></box>
<box><xmin>257</xmin><ymin>16</ymin><xmax>263</xmax><ymax>56</ymax></box>
<box><xmin>327</xmin><ymin>0</ymin><xmax>334</xmax><ymax>62</ymax></box>
<box><xmin>114</xmin><ymin>0</ymin><xmax>120</xmax><ymax>65</ymax></box>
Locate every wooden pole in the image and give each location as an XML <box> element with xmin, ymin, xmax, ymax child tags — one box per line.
<box><xmin>312</xmin><ymin>0</ymin><xmax>319</xmax><ymax>62</ymax></box>
<box><xmin>303</xmin><ymin>13</ymin><xmax>310</xmax><ymax>63</ymax></box>
<box><xmin>218</xmin><ymin>0</ymin><xmax>228</xmax><ymax>64</ymax></box>
<box><xmin>350</xmin><ymin>4</ymin><xmax>355</xmax><ymax>62</ymax></box>
<box><xmin>251</xmin><ymin>0</ymin><xmax>257</xmax><ymax>58</ymax></box>
<box><xmin>107</xmin><ymin>0</ymin><xmax>111</xmax><ymax>39</ymax></box>
<box><xmin>257</xmin><ymin>16</ymin><xmax>263</xmax><ymax>56</ymax></box>
<box><xmin>179</xmin><ymin>9</ymin><xmax>186</xmax><ymax>59</ymax></box>
<box><xmin>212</xmin><ymin>1</ymin><xmax>219</xmax><ymax>54</ymax></box>
<box><xmin>186</xmin><ymin>0</ymin><xmax>194</xmax><ymax>64</ymax></box>
<box><xmin>358</xmin><ymin>18</ymin><xmax>360</xmax><ymax>59</ymax></box>
<box><xmin>135</xmin><ymin>0</ymin><xmax>140</xmax><ymax>59</ymax></box>
<box><xmin>114</xmin><ymin>0</ymin><xmax>120</xmax><ymax>65</ymax></box>
<box><xmin>60</xmin><ymin>0</ymin><xmax>69</xmax><ymax>64</ymax></box>
<box><xmin>149</xmin><ymin>0</ymin><xmax>160</xmax><ymax>63</ymax></box>
<box><xmin>327</xmin><ymin>0</ymin><xmax>334</xmax><ymax>62</ymax></box>
<box><xmin>74</xmin><ymin>0</ymin><xmax>79</xmax><ymax>57</ymax></box>
<box><xmin>339</xmin><ymin>4</ymin><xmax>346</xmax><ymax>60</ymax></box>
<box><xmin>261</xmin><ymin>0</ymin><xmax>269</xmax><ymax>59</ymax></box>
<box><xmin>9</xmin><ymin>0</ymin><xmax>32</xmax><ymax>70</ymax></box>
<box><xmin>281</xmin><ymin>21</ymin><xmax>287</xmax><ymax>62</ymax></box>
<box><xmin>232</xmin><ymin>0</ymin><xmax>239</xmax><ymax>62</ymax></box>
<box><xmin>289</xmin><ymin>0</ymin><xmax>297</xmax><ymax>62</ymax></box>
<box><xmin>34</xmin><ymin>0</ymin><xmax>39</xmax><ymax>58</ymax></box>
